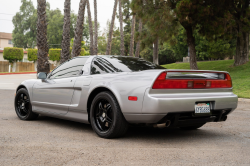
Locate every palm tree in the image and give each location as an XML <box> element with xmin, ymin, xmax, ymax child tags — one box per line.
<box><xmin>129</xmin><ymin>15</ymin><xmax>136</xmax><ymax>57</ymax></box>
<box><xmin>153</xmin><ymin>37</ymin><xmax>159</xmax><ymax>65</ymax></box>
<box><xmin>86</xmin><ymin>0</ymin><xmax>94</xmax><ymax>55</ymax></box>
<box><xmin>93</xmin><ymin>0</ymin><xmax>98</xmax><ymax>55</ymax></box>
<box><xmin>60</xmin><ymin>0</ymin><xmax>71</xmax><ymax>64</ymax></box>
<box><xmin>119</xmin><ymin>0</ymin><xmax>125</xmax><ymax>56</ymax></box>
<box><xmin>106</xmin><ymin>0</ymin><xmax>118</xmax><ymax>55</ymax></box>
<box><xmin>71</xmin><ymin>0</ymin><xmax>87</xmax><ymax>57</ymax></box>
<box><xmin>135</xmin><ymin>19</ymin><xmax>142</xmax><ymax>57</ymax></box>
<box><xmin>37</xmin><ymin>0</ymin><xmax>50</xmax><ymax>73</ymax></box>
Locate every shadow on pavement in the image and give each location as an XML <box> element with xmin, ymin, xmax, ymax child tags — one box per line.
<box><xmin>34</xmin><ymin>115</ymin><xmax>227</xmax><ymax>142</ymax></box>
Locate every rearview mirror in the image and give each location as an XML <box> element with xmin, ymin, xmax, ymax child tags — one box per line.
<box><xmin>37</xmin><ymin>72</ymin><xmax>47</xmax><ymax>80</ymax></box>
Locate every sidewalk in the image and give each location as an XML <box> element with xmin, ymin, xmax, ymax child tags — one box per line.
<box><xmin>238</xmin><ymin>98</ymin><xmax>250</xmax><ymax>103</ymax></box>
<box><xmin>0</xmin><ymin>72</ymin><xmax>37</xmax><ymax>75</ymax></box>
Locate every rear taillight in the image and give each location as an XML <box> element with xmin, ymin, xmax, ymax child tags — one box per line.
<box><xmin>152</xmin><ymin>72</ymin><xmax>232</xmax><ymax>89</ymax></box>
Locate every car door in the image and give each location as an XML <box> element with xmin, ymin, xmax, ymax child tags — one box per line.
<box><xmin>32</xmin><ymin>57</ymin><xmax>88</xmax><ymax>115</ymax></box>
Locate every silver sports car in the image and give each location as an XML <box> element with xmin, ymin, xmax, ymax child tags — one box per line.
<box><xmin>14</xmin><ymin>55</ymin><xmax>238</xmax><ymax>138</ymax></box>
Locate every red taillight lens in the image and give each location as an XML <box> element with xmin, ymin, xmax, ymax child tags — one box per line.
<box><xmin>152</xmin><ymin>72</ymin><xmax>232</xmax><ymax>89</ymax></box>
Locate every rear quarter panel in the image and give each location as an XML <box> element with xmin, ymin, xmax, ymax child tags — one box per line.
<box><xmin>86</xmin><ymin>70</ymin><xmax>165</xmax><ymax>114</ymax></box>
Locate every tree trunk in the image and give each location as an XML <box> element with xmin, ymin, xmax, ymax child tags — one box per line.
<box><xmin>71</xmin><ymin>0</ymin><xmax>87</xmax><ymax>58</ymax></box>
<box><xmin>129</xmin><ymin>15</ymin><xmax>136</xmax><ymax>57</ymax></box>
<box><xmin>37</xmin><ymin>0</ymin><xmax>50</xmax><ymax>74</ymax></box>
<box><xmin>119</xmin><ymin>0</ymin><xmax>125</xmax><ymax>56</ymax></box>
<box><xmin>106</xmin><ymin>0</ymin><xmax>118</xmax><ymax>55</ymax></box>
<box><xmin>153</xmin><ymin>37</ymin><xmax>159</xmax><ymax>65</ymax></box>
<box><xmin>234</xmin><ymin>25</ymin><xmax>249</xmax><ymax>66</ymax></box>
<box><xmin>135</xmin><ymin>19</ymin><xmax>142</xmax><ymax>58</ymax></box>
<box><xmin>86</xmin><ymin>0</ymin><xmax>94</xmax><ymax>55</ymax></box>
<box><xmin>60</xmin><ymin>0</ymin><xmax>71</xmax><ymax>64</ymax></box>
<box><xmin>185</xmin><ymin>26</ymin><xmax>198</xmax><ymax>70</ymax></box>
<box><xmin>93</xmin><ymin>0</ymin><xmax>98</xmax><ymax>55</ymax></box>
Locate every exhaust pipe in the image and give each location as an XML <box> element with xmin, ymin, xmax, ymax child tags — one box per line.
<box><xmin>153</xmin><ymin>120</ymin><xmax>171</xmax><ymax>128</ymax></box>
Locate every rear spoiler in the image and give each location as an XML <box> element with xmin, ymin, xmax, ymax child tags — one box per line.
<box><xmin>152</xmin><ymin>71</ymin><xmax>232</xmax><ymax>89</ymax></box>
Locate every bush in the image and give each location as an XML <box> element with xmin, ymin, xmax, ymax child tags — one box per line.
<box><xmin>70</xmin><ymin>48</ymin><xmax>85</xmax><ymax>56</ymax></box>
<box><xmin>49</xmin><ymin>49</ymin><xmax>61</xmax><ymax>62</ymax></box>
<box><xmin>27</xmin><ymin>49</ymin><xmax>38</xmax><ymax>62</ymax></box>
<box><xmin>3</xmin><ymin>47</ymin><xmax>24</xmax><ymax>63</ymax></box>
<box><xmin>49</xmin><ymin>48</ymin><xmax>86</xmax><ymax>62</ymax></box>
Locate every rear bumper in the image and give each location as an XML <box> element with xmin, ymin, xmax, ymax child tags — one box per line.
<box><xmin>124</xmin><ymin>88</ymin><xmax>238</xmax><ymax>123</ymax></box>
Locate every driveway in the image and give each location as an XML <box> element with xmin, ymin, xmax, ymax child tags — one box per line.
<box><xmin>0</xmin><ymin>75</ymin><xmax>250</xmax><ymax>165</ymax></box>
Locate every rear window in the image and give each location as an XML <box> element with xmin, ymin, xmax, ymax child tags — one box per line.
<box><xmin>91</xmin><ymin>56</ymin><xmax>165</xmax><ymax>75</ymax></box>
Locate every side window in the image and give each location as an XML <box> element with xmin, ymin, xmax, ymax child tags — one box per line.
<box><xmin>50</xmin><ymin>58</ymin><xmax>87</xmax><ymax>79</ymax></box>
<box><xmin>91</xmin><ymin>57</ymin><xmax>122</xmax><ymax>75</ymax></box>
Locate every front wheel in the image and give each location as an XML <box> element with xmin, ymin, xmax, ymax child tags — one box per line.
<box><xmin>14</xmin><ymin>88</ymin><xmax>38</xmax><ymax>120</ymax></box>
<box><xmin>90</xmin><ymin>91</ymin><xmax>128</xmax><ymax>138</ymax></box>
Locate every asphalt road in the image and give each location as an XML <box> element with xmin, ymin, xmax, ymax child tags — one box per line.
<box><xmin>0</xmin><ymin>74</ymin><xmax>250</xmax><ymax>165</ymax></box>
<box><xmin>0</xmin><ymin>74</ymin><xmax>36</xmax><ymax>90</ymax></box>
<box><xmin>0</xmin><ymin>89</ymin><xmax>249</xmax><ymax>166</ymax></box>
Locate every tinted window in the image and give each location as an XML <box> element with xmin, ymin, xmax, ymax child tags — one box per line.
<box><xmin>50</xmin><ymin>57</ymin><xmax>87</xmax><ymax>79</ymax></box>
<box><xmin>91</xmin><ymin>56</ymin><xmax>165</xmax><ymax>75</ymax></box>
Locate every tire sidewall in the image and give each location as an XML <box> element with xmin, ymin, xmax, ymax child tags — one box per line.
<box><xmin>90</xmin><ymin>92</ymin><xmax>119</xmax><ymax>138</ymax></box>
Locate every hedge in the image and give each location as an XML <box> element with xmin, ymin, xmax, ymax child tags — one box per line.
<box><xmin>49</xmin><ymin>49</ymin><xmax>61</xmax><ymax>62</ymax></box>
<box><xmin>49</xmin><ymin>48</ymin><xmax>86</xmax><ymax>62</ymax></box>
<box><xmin>3</xmin><ymin>47</ymin><xmax>24</xmax><ymax>63</ymax></box>
<box><xmin>27</xmin><ymin>49</ymin><xmax>38</xmax><ymax>62</ymax></box>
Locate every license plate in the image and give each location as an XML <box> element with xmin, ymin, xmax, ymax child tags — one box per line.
<box><xmin>195</xmin><ymin>103</ymin><xmax>210</xmax><ymax>114</ymax></box>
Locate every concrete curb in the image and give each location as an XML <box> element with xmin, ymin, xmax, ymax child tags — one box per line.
<box><xmin>239</xmin><ymin>98</ymin><xmax>250</xmax><ymax>103</ymax></box>
<box><xmin>0</xmin><ymin>72</ymin><xmax>37</xmax><ymax>75</ymax></box>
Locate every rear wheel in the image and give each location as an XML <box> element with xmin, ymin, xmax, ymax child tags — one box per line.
<box><xmin>90</xmin><ymin>91</ymin><xmax>128</xmax><ymax>138</ymax></box>
<box><xmin>15</xmin><ymin>88</ymin><xmax>38</xmax><ymax>120</ymax></box>
<box><xmin>180</xmin><ymin>123</ymin><xmax>205</xmax><ymax>130</ymax></box>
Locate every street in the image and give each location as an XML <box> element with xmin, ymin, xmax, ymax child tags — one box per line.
<box><xmin>0</xmin><ymin>86</ymin><xmax>250</xmax><ymax>165</ymax></box>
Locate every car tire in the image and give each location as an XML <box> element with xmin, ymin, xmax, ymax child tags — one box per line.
<box><xmin>180</xmin><ymin>123</ymin><xmax>205</xmax><ymax>130</ymax></box>
<box><xmin>14</xmin><ymin>88</ymin><xmax>39</xmax><ymax>120</ymax></box>
<box><xmin>90</xmin><ymin>91</ymin><xmax>128</xmax><ymax>138</ymax></box>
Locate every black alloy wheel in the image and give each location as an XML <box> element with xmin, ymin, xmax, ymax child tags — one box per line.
<box><xmin>15</xmin><ymin>88</ymin><xmax>38</xmax><ymax>120</ymax></box>
<box><xmin>94</xmin><ymin>99</ymin><xmax>113</xmax><ymax>132</ymax></box>
<box><xmin>90</xmin><ymin>91</ymin><xmax>128</xmax><ymax>138</ymax></box>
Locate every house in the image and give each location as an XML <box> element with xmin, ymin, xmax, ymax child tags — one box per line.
<box><xmin>0</xmin><ymin>32</ymin><xmax>29</xmax><ymax>62</ymax></box>
<box><xmin>0</xmin><ymin>32</ymin><xmax>13</xmax><ymax>50</ymax></box>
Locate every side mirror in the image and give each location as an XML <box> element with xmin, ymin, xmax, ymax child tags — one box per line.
<box><xmin>37</xmin><ymin>72</ymin><xmax>47</xmax><ymax>80</ymax></box>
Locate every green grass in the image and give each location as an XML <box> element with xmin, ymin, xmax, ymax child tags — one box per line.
<box><xmin>162</xmin><ymin>60</ymin><xmax>250</xmax><ymax>98</ymax></box>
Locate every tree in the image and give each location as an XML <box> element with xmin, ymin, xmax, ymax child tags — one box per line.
<box><xmin>93</xmin><ymin>0</ymin><xmax>98</xmax><ymax>55</ymax></box>
<box><xmin>37</xmin><ymin>0</ymin><xmax>50</xmax><ymax>73</ymax></box>
<box><xmin>131</xmin><ymin>0</ymin><xmax>179</xmax><ymax>65</ymax></box>
<box><xmin>71</xmin><ymin>0</ymin><xmax>87</xmax><ymax>57</ymax></box>
<box><xmin>129</xmin><ymin>15</ymin><xmax>136</xmax><ymax>57</ymax></box>
<box><xmin>228</xmin><ymin>0</ymin><xmax>250</xmax><ymax>66</ymax></box>
<box><xmin>12</xmin><ymin>0</ymin><xmax>37</xmax><ymax>49</ymax></box>
<box><xmin>86</xmin><ymin>0</ymin><xmax>94</xmax><ymax>55</ymax></box>
<box><xmin>119</xmin><ymin>0</ymin><xmax>132</xmax><ymax>56</ymax></box>
<box><xmin>106</xmin><ymin>0</ymin><xmax>118</xmax><ymax>55</ymax></box>
<box><xmin>119</xmin><ymin>0</ymin><xmax>125</xmax><ymax>56</ymax></box>
<box><xmin>60</xmin><ymin>0</ymin><xmax>71</xmax><ymax>64</ymax></box>
<box><xmin>47</xmin><ymin>9</ymin><xmax>64</xmax><ymax>48</ymax></box>
<box><xmin>3</xmin><ymin>47</ymin><xmax>24</xmax><ymax>63</ymax></box>
<box><xmin>135</xmin><ymin>19</ymin><xmax>142</xmax><ymax>57</ymax></box>
<box><xmin>98</xmin><ymin>20</ymin><xmax>121</xmax><ymax>55</ymax></box>
<box><xmin>27</xmin><ymin>49</ymin><xmax>38</xmax><ymax>62</ymax></box>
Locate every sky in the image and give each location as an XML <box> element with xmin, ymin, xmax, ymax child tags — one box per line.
<box><xmin>0</xmin><ymin>0</ymin><xmax>119</xmax><ymax>34</ymax></box>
